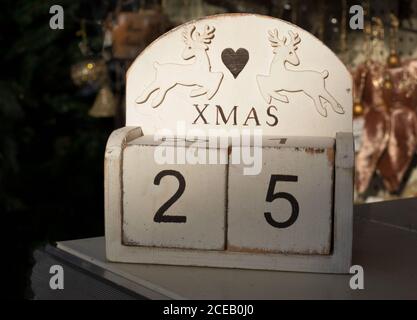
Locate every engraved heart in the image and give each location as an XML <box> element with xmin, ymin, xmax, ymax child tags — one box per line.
<box><xmin>221</xmin><ymin>48</ymin><xmax>249</xmax><ymax>79</ymax></box>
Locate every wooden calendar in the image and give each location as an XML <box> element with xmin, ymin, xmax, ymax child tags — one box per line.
<box><xmin>105</xmin><ymin>14</ymin><xmax>354</xmax><ymax>273</ymax></box>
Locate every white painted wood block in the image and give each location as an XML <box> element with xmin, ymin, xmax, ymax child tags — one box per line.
<box><xmin>227</xmin><ymin>137</ymin><xmax>334</xmax><ymax>254</ymax></box>
<box><xmin>105</xmin><ymin>128</ymin><xmax>353</xmax><ymax>273</ymax></box>
<box><xmin>104</xmin><ymin>13</ymin><xmax>354</xmax><ymax>273</ymax></box>
<box><xmin>121</xmin><ymin>135</ymin><xmax>228</xmax><ymax>250</ymax></box>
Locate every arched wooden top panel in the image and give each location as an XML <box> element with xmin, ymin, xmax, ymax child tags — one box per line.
<box><xmin>126</xmin><ymin>14</ymin><xmax>352</xmax><ymax>137</ymax></box>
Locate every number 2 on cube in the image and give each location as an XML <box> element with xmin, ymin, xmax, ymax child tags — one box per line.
<box><xmin>153</xmin><ymin>170</ymin><xmax>187</xmax><ymax>223</ymax></box>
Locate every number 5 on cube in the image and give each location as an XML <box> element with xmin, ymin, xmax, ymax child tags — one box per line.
<box><xmin>227</xmin><ymin>138</ymin><xmax>334</xmax><ymax>255</ymax></box>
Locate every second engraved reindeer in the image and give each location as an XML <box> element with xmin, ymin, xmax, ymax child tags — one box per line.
<box><xmin>257</xmin><ymin>29</ymin><xmax>344</xmax><ymax>117</ymax></box>
<box><xmin>136</xmin><ymin>25</ymin><xmax>224</xmax><ymax>108</ymax></box>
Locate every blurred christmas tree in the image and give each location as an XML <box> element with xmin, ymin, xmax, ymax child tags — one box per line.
<box><xmin>1</xmin><ymin>0</ymin><xmax>114</xmax><ymax>298</ymax></box>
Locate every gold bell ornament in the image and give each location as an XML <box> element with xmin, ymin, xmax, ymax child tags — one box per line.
<box><xmin>89</xmin><ymin>81</ymin><xmax>117</xmax><ymax>118</ymax></box>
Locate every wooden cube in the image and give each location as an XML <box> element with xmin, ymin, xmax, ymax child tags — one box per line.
<box><xmin>227</xmin><ymin>137</ymin><xmax>335</xmax><ymax>255</ymax></box>
<box><xmin>106</xmin><ymin>128</ymin><xmax>353</xmax><ymax>273</ymax></box>
<box><xmin>106</xmin><ymin>13</ymin><xmax>354</xmax><ymax>273</ymax></box>
<box><xmin>121</xmin><ymin>135</ymin><xmax>228</xmax><ymax>250</ymax></box>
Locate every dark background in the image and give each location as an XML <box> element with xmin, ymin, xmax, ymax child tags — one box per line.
<box><xmin>1</xmin><ymin>0</ymin><xmax>115</xmax><ymax>299</ymax></box>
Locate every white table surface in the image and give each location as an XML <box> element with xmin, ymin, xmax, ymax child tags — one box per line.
<box><xmin>57</xmin><ymin>199</ymin><xmax>417</xmax><ymax>299</ymax></box>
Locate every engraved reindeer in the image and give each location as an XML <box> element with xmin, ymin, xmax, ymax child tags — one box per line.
<box><xmin>257</xmin><ymin>29</ymin><xmax>344</xmax><ymax>117</ymax></box>
<box><xmin>136</xmin><ymin>25</ymin><xmax>224</xmax><ymax>108</ymax></box>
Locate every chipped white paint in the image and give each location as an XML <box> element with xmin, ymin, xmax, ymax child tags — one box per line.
<box><xmin>105</xmin><ymin>129</ymin><xmax>353</xmax><ymax>273</ymax></box>
<box><xmin>227</xmin><ymin>137</ymin><xmax>334</xmax><ymax>254</ymax></box>
<box><xmin>122</xmin><ymin>136</ymin><xmax>227</xmax><ymax>250</ymax></box>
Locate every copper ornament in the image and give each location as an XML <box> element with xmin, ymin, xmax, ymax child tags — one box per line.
<box><xmin>377</xmin><ymin>108</ymin><xmax>417</xmax><ymax>192</ymax></box>
<box><xmin>355</xmin><ymin>107</ymin><xmax>390</xmax><ymax>194</ymax></box>
<box><xmin>111</xmin><ymin>9</ymin><xmax>168</xmax><ymax>60</ymax></box>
